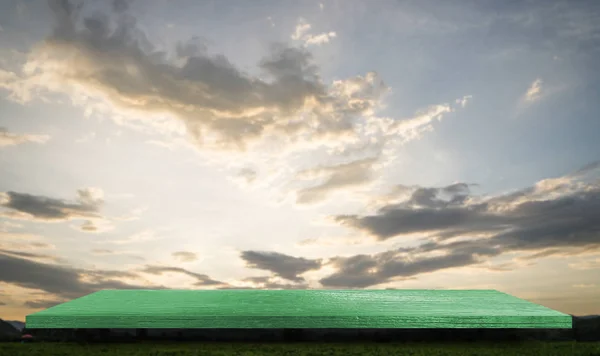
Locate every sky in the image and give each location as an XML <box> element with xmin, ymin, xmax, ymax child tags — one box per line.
<box><xmin>0</xmin><ymin>0</ymin><xmax>599</xmax><ymax>321</ymax></box>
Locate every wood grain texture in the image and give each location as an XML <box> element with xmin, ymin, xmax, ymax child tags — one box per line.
<box><xmin>25</xmin><ymin>289</ymin><xmax>572</xmax><ymax>329</ymax></box>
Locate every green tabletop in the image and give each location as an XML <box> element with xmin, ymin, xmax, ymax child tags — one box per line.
<box><xmin>26</xmin><ymin>289</ymin><xmax>572</xmax><ymax>329</ymax></box>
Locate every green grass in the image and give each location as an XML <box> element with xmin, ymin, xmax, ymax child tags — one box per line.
<box><xmin>26</xmin><ymin>289</ymin><xmax>572</xmax><ymax>329</ymax></box>
<box><xmin>1</xmin><ymin>342</ymin><xmax>599</xmax><ymax>356</ymax></box>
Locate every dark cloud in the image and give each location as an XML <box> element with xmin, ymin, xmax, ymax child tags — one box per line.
<box><xmin>336</xmin><ymin>206</ymin><xmax>505</xmax><ymax>240</ymax></box>
<box><xmin>0</xmin><ymin>189</ymin><xmax>103</xmax><ymax>221</ymax></box>
<box><xmin>112</xmin><ymin>0</ymin><xmax>131</xmax><ymax>13</ymax></box>
<box><xmin>41</xmin><ymin>0</ymin><xmax>359</xmax><ymax>150</ymax></box>
<box><xmin>140</xmin><ymin>265</ymin><xmax>223</xmax><ymax>286</ymax></box>
<box><xmin>319</xmin><ymin>162</ymin><xmax>600</xmax><ymax>288</ymax></box>
<box><xmin>240</xmin><ymin>276</ymin><xmax>309</xmax><ymax>289</ymax></box>
<box><xmin>175</xmin><ymin>36</ymin><xmax>209</xmax><ymax>58</ymax></box>
<box><xmin>0</xmin><ymin>251</ymin><xmax>170</xmax><ymax>301</ymax></box>
<box><xmin>334</xmin><ymin>172</ymin><xmax>600</xmax><ymax>243</ymax></box>
<box><xmin>24</xmin><ymin>0</ymin><xmax>425</xmax><ymax>171</ymax></box>
<box><xmin>320</xmin><ymin>251</ymin><xmax>476</xmax><ymax>288</ymax></box>
<box><xmin>0</xmin><ymin>249</ymin><xmax>62</xmax><ymax>263</ymax></box>
<box><xmin>240</xmin><ymin>251</ymin><xmax>322</xmax><ymax>282</ymax></box>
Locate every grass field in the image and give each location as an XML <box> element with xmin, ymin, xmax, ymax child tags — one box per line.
<box><xmin>1</xmin><ymin>342</ymin><xmax>599</xmax><ymax>356</ymax></box>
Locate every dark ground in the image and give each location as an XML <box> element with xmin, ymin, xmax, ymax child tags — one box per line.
<box><xmin>0</xmin><ymin>316</ymin><xmax>598</xmax><ymax>355</ymax></box>
<box><xmin>14</xmin><ymin>327</ymin><xmax>579</xmax><ymax>343</ymax></box>
<box><xmin>1</xmin><ymin>340</ymin><xmax>600</xmax><ymax>356</ymax></box>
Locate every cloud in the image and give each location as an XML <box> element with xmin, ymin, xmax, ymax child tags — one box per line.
<box><xmin>5</xmin><ymin>2</ymin><xmax>338</xmax><ymax>150</ymax></box>
<box><xmin>286</xmin><ymin>100</ymin><xmax>458</xmax><ymax>204</ymax></box>
<box><xmin>90</xmin><ymin>248</ymin><xmax>145</xmax><ymax>261</ymax></box>
<box><xmin>0</xmin><ymin>221</ymin><xmax>23</xmax><ymax>232</ymax></box>
<box><xmin>291</xmin><ymin>18</ymin><xmax>336</xmax><ymax>47</ymax></box>
<box><xmin>0</xmin><ymin>127</ymin><xmax>50</xmax><ymax>147</ymax></box>
<box><xmin>112</xmin><ymin>0</ymin><xmax>132</xmax><ymax>13</ymax></box>
<box><xmin>30</xmin><ymin>242</ymin><xmax>54</xmax><ymax>249</ymax></box>
<box><xmin>291</xmin><ymin>18</ymin><xmax>312</xmax><ymax>40</ymax></box>
<box><xmin>320</xmin><ymin>251</ymin><xmax>474</xmax><ymax>288</ymax></box>
<box><xmin>0</xmin><ymin>1</ymin><xmax>392</xmax><ymax>154</ymax></box>
<box><xmin>91</xmin><ymin>248</ymin><xmax>114</xmax><ymax>255</ymax></box>
<box><xmin>524</xmin><ymin>78</ymin><xmax>543</xmax><ymax>102</ymax></box>
<box><xmin>569</xmin><ymin>257</ymin><xmax>600</xmax><ymax>270</ymax></box>
<box><xmin>239</xmin><ymin>276</ymin><xmax>309</xmax><ymax>289</ymax></box>
<box><xmin>0</xmin><ymin>251</ymin><xmax>161</xmax><ymax>300</ymax></box>
<box><xmin>171</xmin><ymin>251</ymin><xmax>198</xmax><ymax>262</ymax></box>
<box><xmin>295</xmin><ymin>157</ymin><xmax>379</xmax><ymax>204</ymax></box>
<box><xmin>336</xmin><ymin>162</ymin><xmax>600</xmax><ymax>245</ymax></box>
<box><xmin>0</xmin><ymin>250</ymin><xmax>225</xmax><ymax>308</ymax></box>
<box><xmin>140</xmin><ymin>265</ymin><xmax>223</xmax><ymax>286</ymax></box>
<box><xmin>0</xmin><ymin>188</ymin><xmax>104</xmax><ymax>222</ymax></box>
<box><xmin>23</xmin><ymin>299</ymin><xmax>64</xmax><ymax>309</ymax></box>
<box><xmin>0</xmin><ymin>231</ymin><xmax>54</xmax><ymax>252</ymax></box>
<box><xmin>335</xmin><ymin>183</ymin><xmax>482</xmax><ymax>240</ymax></box>
<box><xmin>0</xmin><ymin>1</ymin><xmax>468</xmax><ymax>205</ymax></box>
<box><xmin>573</xmin><ymin>284</ymin><xmax>596</xmax><ymax>288</ymax></box>
<box><xmin>316</xmin><ymin>161</ymin><xmax>600</xmax><ymax>287</ymax></box>
<box><xmin>305</xmin><ymin>32</ymin><xmax>337</xmax><ymax>46</ymax></box>
<box><xmin>455</xmin><ymin>95</ymin><xmax>472</xmax><ymax>108</ymax></box>
<box><xmin>73</xmin><ymin>219</ymin><xmax>114</xmax><ymax>233</ymax></box>
<box><xmin>240</xmin><ymin>251</ymin><xmax>322</xmax><ymax>282</ymax></box>
<box><xmin>0</xmin><ymin>249</ymin><xmax>63</xmax><ymax>263</ymax></box>
<box><xmin>232</xmin><ymin>167</ymin><xmax>258</xmax><ymax>186</ymax></box>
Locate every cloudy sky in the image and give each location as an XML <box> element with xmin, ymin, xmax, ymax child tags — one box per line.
<box><xmin>1</xmin><ymin>0</ymin><xmax>600</xmax><ymax>321</ymax></box>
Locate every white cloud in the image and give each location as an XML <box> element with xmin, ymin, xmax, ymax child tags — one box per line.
<box><xmin>291</xmin><ymin>18</ymin><xmax>337</xmax><ymax>47</ymax></box>
<box><xmin>305</xmin><ymin>32</ymin><xmax>337</xmax><ymax>46</ymax></box>
<box><xmin>455</xmin><ymin>95</ymin><xmax>472</xmax><ymax>108</ymax></box>
<box><xmin>291</xmin><ymin>18</ymin><xmax>312</xmax><ymax>40</ymax></box>
<box><xmin>524</xmin><ymin>78</ymin><xmax>543</xmax><ymax>102</ymax></box>
<box><xmin>0</xmin><ymin>127</ymin><xmax>50</xmax><ymax>147</ymax></box>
